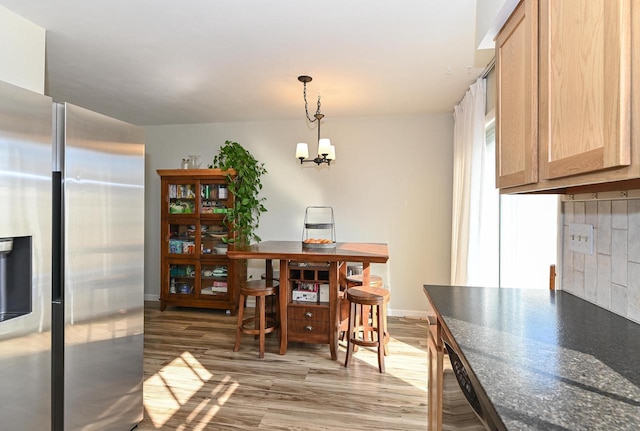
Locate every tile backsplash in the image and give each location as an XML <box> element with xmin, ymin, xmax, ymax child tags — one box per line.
<box><xmin>563</xmin><ymin>199</ymin><xmax>640</xmax><ymax>324</ymax></box>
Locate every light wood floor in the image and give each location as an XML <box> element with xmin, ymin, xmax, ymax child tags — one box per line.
<box><xmin>138</xmin><ymin>301</ymin><xmax>431</xmax><ymax>430</ymax></box>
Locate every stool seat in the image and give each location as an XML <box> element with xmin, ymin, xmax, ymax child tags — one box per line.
<box><xmin>234</xmin><ymin>279</ymin><xmax>279</xmax><ymax>359</ymax></box>
<box><xmin>241</xmin><ymin>279</ymin><xmax>278</xmax><ymax>295</ymax></box>
<box><xmin>344</xmin><ymin>286</ymin><xmax>390</xmax><ymax>373</ymax></box>
<box><xmin>347</xmin><ymin>285</ymin><xmax>389</xmax><ymax>303</ymax></box>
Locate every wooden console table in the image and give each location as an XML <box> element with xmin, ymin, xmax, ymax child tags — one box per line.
<box><xmin>227</xmin><ymin>241</ymin><xmax>389</xmax><ymax>359</ymax></box>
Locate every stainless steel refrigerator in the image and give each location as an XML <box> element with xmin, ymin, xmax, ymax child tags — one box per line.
<box><xmin>0</xmin><ymin>79</ymin><xmax>145</xmax><ymax>430</ymax></box>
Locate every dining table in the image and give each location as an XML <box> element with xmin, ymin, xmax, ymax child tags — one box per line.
<box><xmin>226</xmin><ymin>240</ymin><xmax>389</xmax><ymax>359</ymax></box>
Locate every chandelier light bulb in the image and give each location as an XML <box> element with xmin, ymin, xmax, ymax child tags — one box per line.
<box><xmin>296</xmin><ymin>143</ymin><xmax>309</xmax><ymax>159</ymax></box>
<box><xmin>327</xmin><ymin>145</ymin><xmax>336</xmax><ymax>161</ymax></box>
<box><xmin>317</xmin><ymin>138</ymin><xmax>331</xmax><ymax>157</ymax></box>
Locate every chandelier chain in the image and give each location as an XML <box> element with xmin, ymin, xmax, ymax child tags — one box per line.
<box><xmin>302</xmin><ymin>82</ymin><xmax>321</xmax><ymax>123</ymax></box>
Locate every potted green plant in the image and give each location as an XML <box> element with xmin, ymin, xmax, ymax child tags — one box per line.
<box><xmin>209</xmin><ymin>140</ymin><xmax>267</xmax><ymax>246</ymax></box>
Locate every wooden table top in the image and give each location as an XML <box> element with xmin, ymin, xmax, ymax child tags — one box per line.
<box><xmin>226</xmin><ymin>240</ymin><xmax>389</xmax><ymax>263</ymax></box>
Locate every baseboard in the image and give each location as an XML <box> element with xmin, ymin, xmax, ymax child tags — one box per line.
<box><xmin>387</xmin><ymin>308</ymin><xmax>430</xmax><ymax>319</ymax></box>
<box><xmin>144</xmin><ymin>293</ymin><xmax>160</xmax><ymax>302</ymax></box>
<box><xmin>144</xmin><ymin>294</ymin><xmax>259</xmax><ymax>308</ymax></box>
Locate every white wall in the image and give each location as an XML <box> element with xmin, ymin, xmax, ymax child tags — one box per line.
<box><xmin>563</xmin><ymin>199</ymin><xmax>640</xmax><ymax>324</ymax></box>
<box><xmin>0</xmin><ymin>5</ymin><xmax>45</xmax><ymax>93</ymax></box>
<box><xmin>144</xmin><ymin>113</ymin><xmax>454</xmax><ymax>317</ymax></box>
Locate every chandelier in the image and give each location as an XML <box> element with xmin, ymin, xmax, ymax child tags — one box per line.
<box><xmin>295</xmin><ymin>75</ymin><xmax>335</xmax><ymax>165</ymax></box>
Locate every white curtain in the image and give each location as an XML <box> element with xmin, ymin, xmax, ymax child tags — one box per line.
<box><xmin>451</xmin><ymin>78</ymin><xmax>487</xmax><ymax>286</ymax></box>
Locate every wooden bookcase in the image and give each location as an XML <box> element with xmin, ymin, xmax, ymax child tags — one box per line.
<box><xmin>157</xmin><ymin>169</ymin><xmax>244</xmax><ymax>315</ymax></box>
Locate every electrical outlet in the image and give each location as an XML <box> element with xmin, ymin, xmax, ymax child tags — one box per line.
<box><xmin>568</xmin><ymin>223</ymin><xmax>594</xmax><ymax>255</ymax></box>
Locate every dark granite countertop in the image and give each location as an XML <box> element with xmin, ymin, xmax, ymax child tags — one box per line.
<box><xmin>424</xmin><ymin>285</ymin><xmax>640</xmax><ymax>431</ymax></box>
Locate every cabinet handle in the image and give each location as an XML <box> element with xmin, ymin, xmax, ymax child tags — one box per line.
<box><xmin>304</xmin><ymin>311</ymin><xmax>313</xmax><ymax>318</ymax></box>
<box><xmin>304</xmin><ymin>326</ymin><xmax>314</xmax><ymax>332</ymax></box>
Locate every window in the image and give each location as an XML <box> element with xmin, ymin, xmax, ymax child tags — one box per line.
<box><xmin>483</xmin><ymin>112</ymin><xmax>559</xmax><ymax>289</ymax></box>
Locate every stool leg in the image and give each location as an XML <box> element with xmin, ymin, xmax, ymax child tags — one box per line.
<box><xmin>258</xmin><ymin>295</ymin><xmax>266</xmax><ymax>359</ymax></box>
<box><xmin>382</xmin><ymin>301</ymin><xmax>389</xmax><ymax>356</ymax></box>
<box><xmin>344</xmin><ymin>301</ymin><xmax>355</xmax><ymax>368</ymax></box>
<box><xmin>363</xmin><ymin>304</ymin><xmax>373</xmax><ymax>341</ymax></box>
<box><xmin>254</xmin><ymin>298</ymin><xmax>260</xmax><ymax>340</ymax></box>
<box><xmin>354</xmin><ymin>303</ymin><xmax>362</xmax><ymax>352</ymax></box>
<box><xmin>376</xmin><ymin>304</ymin><xmax>385</xmax><ymax>373</ymax></box>
<box><xmin>234</xmin><ymin>293</ymin><xmax>246</xmax><ymax>352</ymax></box>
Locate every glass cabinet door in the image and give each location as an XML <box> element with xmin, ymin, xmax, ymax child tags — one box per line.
<box><xmin>200</xmin><ymin>264</ymin><xmax>228</xmax><ymax>298</ymax></box>
<box><xmin>200</xmin><ymin>222</ymin><xmax>228</xmax><ymax>256</ymax></box>
<box><xmin>169</xmin><ymin>263</ymin><xmax>196</xmax><ymax>295</ymax></box>
<box><xmin>168</xmin><ymin>182</ymin><xmax>197</xmax><ymax>215</ymax></box>
<box><xmin>200</xmin><ymin>182</ymin><xmax>228</xmax><ymax>215</ymax></box>
<box><xmin>168</xmin><ymin>223</ymin><xmax>197</xmax><ymax>255</ymax></box>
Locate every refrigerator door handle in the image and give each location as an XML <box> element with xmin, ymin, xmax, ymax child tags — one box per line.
<box><xmin>51</xmin><ymin>170</ymin><xmax>64</xmax><ymax>431</ymax></box>
<box><xmin>52</xmin><ymin>171</ymin><xmax>63</xmax><ymax>303</ymax></box>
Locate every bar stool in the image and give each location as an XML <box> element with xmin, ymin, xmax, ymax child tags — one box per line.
<box><xmin>233</xmin><ymin>279</ymin><xmax>279</xmax><ymax>359</ymax></box>
<box><xmin>340</xmin><ymin>275</ymin><xmax>386</xmax><ymax>343</ymax></box>
<box><xmin>344</xmin><ymin>286</ymin><xmax>390</xmax><ymax>373</ymax></box>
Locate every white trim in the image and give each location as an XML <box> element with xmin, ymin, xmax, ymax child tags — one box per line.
<box><xmin>145</xmin><ymin>294</ymin><xmax>160</xmax><ymax>302</ymax></box>
<box><xmin>485</xmin><ymin>108</ymin><xmax>496</xmax><ymax>125</ymax></box>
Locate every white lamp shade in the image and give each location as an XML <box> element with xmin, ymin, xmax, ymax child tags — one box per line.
<box><xmin>327</xmin><ymin>145</ymin><xmax>336</xmax><ymax>161</ymax></box>
<box><xmin>317</xmin><ymin>138</ymin><xmax>331</xmax><ymax>156</ymax></box>
<box><xmin>296</xmin><ymin>142</ymin><xmax>309</xmax><ymax>159</ymax></box>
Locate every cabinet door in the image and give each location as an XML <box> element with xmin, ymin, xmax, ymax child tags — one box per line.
<box><xmin>167</xmin><ymin>221</ymin><xmax>197</xmax><ymax>256</ymax></box>
<box><xmin>200</xmin><ymin>221</ymin><xmax>228</xmax><ymax>256</ymax></box>
<box><xmin>199</xmin><ymin>181</ymin><xmax>229</xmax><ymax>216</ymax></box>
<box><xmin>496</xmin><ymin>0</ymin><xmax>539</xmax><ymax>188</ymax></box>
<box><xmin>167</xmin><ymin>262</ymin><xmax>197</xmax><ymax>296</ymax></box>
<box><xmin>166</xmin><ymin>181</ymin><xmax>197</xmax><ymax>215</ymax></box>
<box><xmin>200</xmin><ymin>263</ymin><xmax>229</xmax><ymax>301</ymax></box>
<box><xmin>539</xmin><ymin>0</ymin><xmax>631</xmax><ymax>180</ymax></box>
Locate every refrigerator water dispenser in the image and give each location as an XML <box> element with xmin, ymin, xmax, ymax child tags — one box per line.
<box><xmin>0</xmin><ymin>237</ymin><xmax>32</xmax><ymax>322</ymax></box>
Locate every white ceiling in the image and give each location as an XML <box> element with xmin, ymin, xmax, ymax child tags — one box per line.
<box><xmin>0</xmin><ymin>0</ymin><xmax>494</xmax><ymax>126</ymax></box>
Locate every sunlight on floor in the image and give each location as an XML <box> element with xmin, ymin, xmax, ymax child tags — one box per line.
<box><xmin>142</xmin><ymin>330</ymin><xmax>428</xmax><ymax>430</ymax></box>
<box><xmin>144</xmin><ymin>351</ymin><xmax>238</xmax><ymax>429</ymax></box>
<box><xmin>348</xmin><ymin>336</ymin><xmax>428</xmax><ymax>391</ymax></box>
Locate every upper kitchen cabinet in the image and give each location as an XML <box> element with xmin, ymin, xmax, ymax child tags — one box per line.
<box><xmin>539</xmin><ymin>0</ymin><xmax>631</xmax><ymax>180</ymax></box>
<box><xmin>497</xmin><ymin>0</ymin><xmax>640</xmax><ymax>193</ymax></box>
<box><xmin>495</xmin><ymin>0</ymin><xmax>538</xmax><ymax>188</ymax></box>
